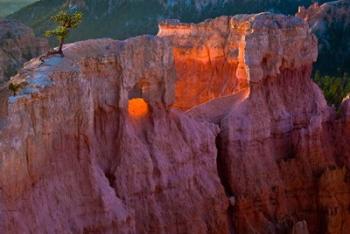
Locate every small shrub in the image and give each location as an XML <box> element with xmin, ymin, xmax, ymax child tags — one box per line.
<box><xmin>8</xmin><ymin>82</ymin><xmax>21</xmax><ymax>96</ymax></box>
<box><xmin>44</xmin><ymin>10</ymin><xmax>83</xmax><ymax>56</ymax></box>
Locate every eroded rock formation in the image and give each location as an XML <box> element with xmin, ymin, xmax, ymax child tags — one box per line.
<box><xmin>297</xmin><ymin>0</ymin><xmax>350</xmax><ymax>74</ymax></box>
<box><xmin>159</xmin><ymin>14</ymin><xmax>317</xmax><ymax>110</ymax></box>
<box><xmin>0</xmin><ymin>37</ymin><xmax>229</xmax><ymax>233</ymax></box>
<box><xmin>0</xmin><ymin>19</ymin><xmax>48</xmax><ymax>84</ymax></box>
<box><xmin>0</xmin><ymin>12</ymin><xmax>349</xmax><ymax>234</ymax></box>
<box><xmin>297</xmin><ymin>0</ymin><xmax>350</xmax><ymax>30</ymax></box>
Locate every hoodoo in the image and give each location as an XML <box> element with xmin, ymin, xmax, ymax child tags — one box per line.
<box><xmin>0</xmin><ymin>12</ymin><xmax>349</xmax><ymax>234</ymax></box>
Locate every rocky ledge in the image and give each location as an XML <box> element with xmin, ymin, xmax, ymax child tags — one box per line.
<box><xmin>0</xmin><ymin>13</ymin><xmax>349</xmax><ymax>234</ymax></box>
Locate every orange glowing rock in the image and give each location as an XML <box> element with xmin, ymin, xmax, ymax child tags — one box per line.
<box><xmin>128</xmin><ymin>98</ymin><xmax>149</xmax><ymax>118</ymax></box>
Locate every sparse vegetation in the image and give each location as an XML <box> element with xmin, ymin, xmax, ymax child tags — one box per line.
<box><xmin>8</xmin><ymin>82</ymin><xmax>21</xmax><ymax>96</ymax></box>
<box><xmin>44</xmin><ymin>10</ymin><xmax>83</xmax><ymax>56</ymax></box>
<box><xmin>314</xmin><ymin>71</ymin><xmax>350</xmax><ymax>108</ymax></box>
<box><xmin>9</xmin><ymin>0</ymin><xmax>330</xmax><ymax>44</ymax></box>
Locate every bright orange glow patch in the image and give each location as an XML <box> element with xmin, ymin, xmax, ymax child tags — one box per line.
<box><xmin>128</xmin><ymin>98</ymin><xmax>149</xmax><ymax>118</ymax></box>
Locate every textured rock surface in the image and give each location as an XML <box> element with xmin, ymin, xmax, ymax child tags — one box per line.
<box><xmin>336</xmin><ymin>98</ymin><xmax>350</xmax><ymax>168</ymax></box>
<box><xmin>292</xmin><ymin>221</ymin><xmax>309</xmax><ymax>234</ymax></box>
<box><xmin>183</xmin><ymin>13</ymin><xmax>350</xmax><ymax>234</ymax></box>
<box><xmin>0</xmin><ymin>19</ymin><xmax>48</xmax><ymax>84</ymax></box>
<box><xmin>0</xmin><ymin>12</ymin><xmax>350</xmax><ymax>234</ymax></box>
<box><xmin>297</xmin><ymin>0</ymin><xmax>350</xmax><ymax>74</ymax></box>
<box><xmin>297</xmin><ymin>0</ymin><xmax>350</xmax><ymax>31</ymax></box>
<box><xmin>159</xmin><ymin>14</ymin><xmax>317</xmax><ymax>110</ymax></box>
<box><xmin>0</xmin><ymin>37</ymin><xmax>228</xmax><ymax>233</ymax></box>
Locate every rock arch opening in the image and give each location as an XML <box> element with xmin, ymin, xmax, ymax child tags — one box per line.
<box><xmin>127</xmin><ymin>82</ymin><xmax>150</xmax><ymax>118</ymax></box>
<box><xmin>128</xmin><ymin>98</ymin><xmax>149</xmax><ymax>118</ymax></box>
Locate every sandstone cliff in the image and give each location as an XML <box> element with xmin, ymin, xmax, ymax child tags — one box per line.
<box><xmin>0</xmin><ymin>12</ymin><xmax>349</xmax><ymax>234</ymax></box>
<box><xmin>0</xmin><ymin>19</ymin><xmax>48</xmax><ymax>84</ymax></box>
<box><xmin>0</xmin><ymin>37</ymin><xmax>229</xmax><ymax>234</ymax></box>
<box><xmin>297</xmin><ymin>0</ymin><xmax>350</xmax><ymax>75</ymax></box>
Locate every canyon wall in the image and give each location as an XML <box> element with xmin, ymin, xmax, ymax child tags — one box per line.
<box><xmin>297</xmin><ymin>0</ymin><xmax>350</xmax><ymax>75</ymax></box>
<box><xmin>0</xmin><ymin>37</ymin><xmax>229</xmax><ymax>233</ymax></box>
<box><xmin>165</xmin><ymin>13</ymin><xmax>350</xmax><ymax>233</ymax></box>
<box><xmin>0</xmin><ymin>12</ymin><xmax>349</xmax><ymax>234</ymax></box>
<box><xmin>0</xmin><ymin>19</ymin><xmax>48</xmax><ymax>84</ymax></box>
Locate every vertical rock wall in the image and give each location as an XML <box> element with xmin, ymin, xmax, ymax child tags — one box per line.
<box><xmin>0</xmin><ymin>13</ymin><xmax>349</xmax><ymax>234</ymax></box>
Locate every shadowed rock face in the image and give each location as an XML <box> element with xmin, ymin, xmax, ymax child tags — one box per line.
<box><xmin>181</xmin><ymin>13</ymin><xmax>349</xmax><ymax>234</ymax></box>
<box><xmin>0</xmin><ymin>12</ymin><xmax>349</xmax><ymax>234</ymax></box>
<box><xmin>0</xmin><ymin>37</ymin><xmax>229</xmax><ymax>233</ymax></box>
<box><xmin>297</xmin><ymin>0</ymin><xmax>350</xmax><ymax>75</ymax></box>
<box><xmin>0</xmin><ymin>19</ymin><xmax>48</xmax><ymax>84</ymax></box>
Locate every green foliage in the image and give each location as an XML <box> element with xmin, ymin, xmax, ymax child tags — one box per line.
<box><xmin>44</xmin><ymin>10</ymin><xmax>83</xmax><ymax>53</ymax></box>
<box><xmin>8</xmin><ymin>82</ymin><xmax>21</xmax><ymax>96</ymax></box>
<box><xmin>45</xmin><ymin>26</ymin><xmax>69</xmax><ymax>41</ymax></box>
<box><xmin>313</xmin><ymin>71</ymin><xmax>350</xmax><ymax>107</ymax></box>
<box><xmin>9</xmin><ymin>0</ymin><xmax>330</xmax><ymax>45</ymax></box>
<box><xmin>50</xmin><ymin>10</ymin><xmax>82</xmax><ymax>28</ymax></box>
<box><xmin>45</xmin><ymin>10</ymin><xmax>83</xmax><ymax>40</ymax></box>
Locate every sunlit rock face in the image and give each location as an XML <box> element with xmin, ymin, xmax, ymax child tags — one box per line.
<box><xmin>0</xmin><ymin>12</ymin><xmax>349</xmax><ymax>234</ymax></box>
<box><xmin>158</xmin><ymin>14</ymin><xmax>317</xmax><ymax>110</ymax></box>
<box><xmin>182</xmin><ymin>13</ymin><xmax>349</xmax><ymax>234</ymax></box>
<box><xmin>0</xmin><ymin>37</ymin><xmax>228</xmax><ymax>234</ymax></box>
<box><xmin>158</xmin><ymin>17</ymin><xmax>249</xmax><ymax>111</ymax></box>
<box><xmin>0</xmin><ymin>19</ymin><xmax>48</xmax><ymax>84</ymax></box>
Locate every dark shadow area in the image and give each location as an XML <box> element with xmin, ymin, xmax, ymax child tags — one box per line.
<box><xmin>104</xmin><ymin>170</ymin><xmax>116</xmax><ymax>188</ymax></box>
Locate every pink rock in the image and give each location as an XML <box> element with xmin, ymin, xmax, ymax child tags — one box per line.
<box><xmin>0</xmin><ymin>12</ymin><xmax>349</xmax><ymax>234</ymax></box>
<box><xmin>0</xmin><ymin>36</ymin><xmax>228</xmax><ymax>233</ymax></box>
<box><xmin>0</xmin><ymin>19</ymin><xmax>48</xmax><ymax>84</ymax></box>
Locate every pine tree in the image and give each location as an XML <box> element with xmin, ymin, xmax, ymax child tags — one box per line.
<box><xmin>44</xmin><ymin>10</ymin><xmax>83</xmax><ymax>56</ymax></box>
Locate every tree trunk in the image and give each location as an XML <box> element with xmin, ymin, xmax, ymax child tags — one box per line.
<box><xmin>58</xmin><ymin>38</ymin><xmax>65</xmax><ymax>55</ymax></box>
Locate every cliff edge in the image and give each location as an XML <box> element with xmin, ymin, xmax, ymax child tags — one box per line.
<box><xmin>0</xmin><ymin>13</ymin><xmax>349</xmax><ymax>234</ymax></box>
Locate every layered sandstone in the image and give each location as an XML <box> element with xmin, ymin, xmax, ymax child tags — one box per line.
<box><xmin>159</xmin><ymin>14</ymin><xmax>317</xmax><ymax>110</ymax></box>
<box><xmin>0</xmin><ymin>37</ymin><xmax>228</xmax><ymax>233</ymax></box>
<box><xmin>160</xmin><ymin>13</ymin><xmax>350</xmax><ymax>233</ymax></box>
<box><xmin>180</xmin><ymin>14</ymin><xmax>349</xmax><ymax>234</ymax></box>
<box><xmin>0</xmin><ymin>12</ymin><xmax>349</xmax><ymax>234</ymax></box>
